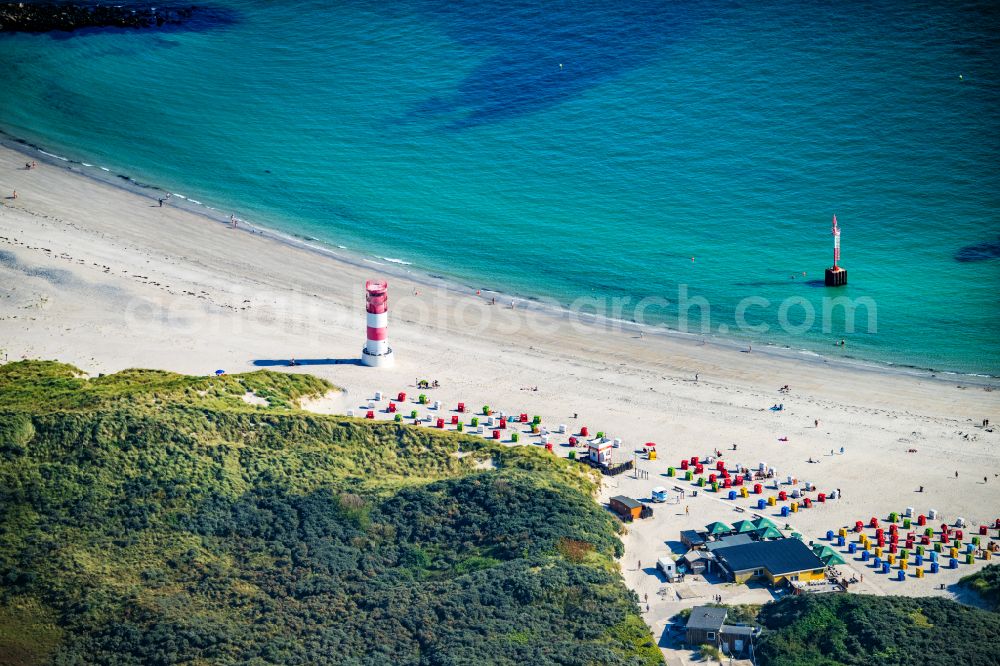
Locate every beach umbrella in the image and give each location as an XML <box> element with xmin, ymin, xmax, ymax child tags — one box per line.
<box><xmin>705</xmin><ymin>521</ymin><xmax>732</xmax><ymax>535</ymax></box>
<box><xmin>814</xmin><ymin>545</ymin><xmax>839</xmax><ymax>559</ymax></box>
<box><xmin>732</xmin><ymin>519</ymin><xmax>757</xmax><ymax>534</ymax></box>
<box><xmin>791</xmin><ymin>532</ymin><xmax>803</xmax><ymax>540</ymax></box>
<box><xmin>753</xmin><ymin>517</ymin><xmax>778</xmax><ymax>530</ymax></box>
<box><xmin>755</xmin><ymin>525</ymin><xmax>784</xmax><ymax>539</ymax></box>
<box><xmin>821</xmin><ymin>552</ymin><xmax>846</xmax><ymax>566</ymax></box>
<box><xmin>215</xmin><ymin>369</ymin><xmax>226</xmax><ymax>376</ymax></box>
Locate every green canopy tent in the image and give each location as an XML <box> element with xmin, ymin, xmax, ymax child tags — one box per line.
<box><xmin>732</xmin><ymin>519</ymin><xmax>757</xmax><ymax>534</ymax></box>
<box><xmin>705</xmin><ymin>521</ymin><xmax>733</xmax><ymax>535</ymax></box>
<box><xmin>813</xmin><ymin>545</ymin><xmax>840</xmax><ymax>559</ymax></box>
<box><xmin>752</xmin><ymin>516</ymin><xmax>778</xmax><ymax>530</ymax></box>
<box><xmin>754</xmin><ymin>525</ymin><xmax>784</xmax><ymax>540</ymax></box>
<box><xmin>821</xmin><ymin>552</ymin><xmax>846</xmax><ymax>566</ymax></box>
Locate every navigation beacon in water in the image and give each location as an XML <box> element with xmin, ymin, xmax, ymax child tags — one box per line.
<box><xmin>825</xmin><ymin>214</ymin><xmax>847</xmax><ymax>287</ymax></box>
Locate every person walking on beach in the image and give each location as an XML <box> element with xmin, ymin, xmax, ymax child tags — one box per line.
<box><xmin>815</xmin><ymin>419</ymin><xmax>820</xmax><ymax>428</ymax></box>
<box><xmin>685</xmin><ymin>505</ymin><xmax>689</xmax><ymax>516</ymax></box>
<box><xmin>955</xmin><ymin>471</ymin><xmax>959</xmax><ymax>478</ymax></box>
<box><xmin>11</xmin><ymin>190</ymin><xmax>16</xmax><ymax>200</ymax></box>
<box><xmin>158</xmin><ymin>198</ymin><xmax>164</xmax><ymax>207</ymax></box>
<box><xmin>230</xmin><ymin>214</ymin><xmax>238</xmax><ymax>229</ymax></box>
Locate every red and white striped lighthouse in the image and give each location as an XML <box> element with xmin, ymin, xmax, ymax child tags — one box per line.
<box><xmin>362</xmin><ymin>279</ymin><xmax>394</xmax><ymax>367</ymax></box>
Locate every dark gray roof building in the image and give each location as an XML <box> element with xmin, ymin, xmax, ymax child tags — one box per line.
<box><xmin>680</xmin><ymin>529</ymin><xmax>707</xmax><ymax>549</ymax></box>
<box><xmin>686</xmin><ymin>606</ymin><xmax>728</xmax><ymax>632</ymax></box>
<box><xmin>713</xmin><ymin>538</ymin><xmax>825</xmax><ymax>576</ymax></box>
<box><xmin>684</xmin><ymin>606</ymin><xmax>756</xmax><ymax>658</ymax></box>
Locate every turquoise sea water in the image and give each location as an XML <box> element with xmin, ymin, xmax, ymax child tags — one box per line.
<box><xmin>1</xmin><ymin>0</ymin><xmax>998</xmax><ymax>375</ymax></box>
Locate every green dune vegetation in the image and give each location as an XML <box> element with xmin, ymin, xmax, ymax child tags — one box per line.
<box><xmin>753</xmin><ymin>593</ymin><xmax>1000</xmax><ymax>666</ymax></box>
<box><xmin>0</xmin><ymin>361</ymin><xmax>662</xmax><ymax>666</ymax></box>
<box><xmin>959</xmin><ymin>563</ymin><xmax>1000</xmax><ymax>611</ymax></box>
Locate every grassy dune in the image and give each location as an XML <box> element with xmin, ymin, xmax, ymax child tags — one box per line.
<box><xmin>0</xmin><ymin>361</ymin><xmax>662</xmax><ymax>666</ymax></box>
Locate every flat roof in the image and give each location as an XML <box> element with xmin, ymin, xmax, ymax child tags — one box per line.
<box><xmin>721</xmin><ymin>624</ymin><xmax>755</xmax><ymax>636</ymax></box>
<box><xmin>610</xmin><ymin>495</ymin><xmax>643</xmax><ymax>510</ymax></box>
<box><xmin>713</xmin><ymin>538</ymin><xmax>825</xmax><ymax>576</ymax></box>
<box><xmin>680</xmin><ymin>529</ymin><xmax>706</xmax><ymax>544</ymax></box>
<box><xmin>686</xmin><ymin>606</ymin><xmax>728</xmax><ymax>632</ymax></box>
<box><xmin>705</xmin><ymin>533</ymin><xmax>754</xmax><ymax>552</ymax></box>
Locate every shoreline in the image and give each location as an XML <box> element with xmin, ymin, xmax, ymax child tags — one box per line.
<box><xmin>2</xmin><ymin>129</ymin><xmax>995</xmax><ymax>384</ymax></box>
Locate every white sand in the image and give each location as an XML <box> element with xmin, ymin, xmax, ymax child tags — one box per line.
<box><xmin>2</xmin><ymin>145</ymin><xmax>998</xmax><ymax>661</ymax></box>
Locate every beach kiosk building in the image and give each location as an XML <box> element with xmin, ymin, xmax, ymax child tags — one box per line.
<box><xmin>712</xmin><ymin>538</ymin><xmax>826</xmax><ymax>586</ymax></box>
<box><xmin>588</xmin><ymin>439</ymin><xmax>614</xmax><ymax>466</ymax></box>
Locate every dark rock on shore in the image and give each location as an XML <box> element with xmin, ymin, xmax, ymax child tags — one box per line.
<box><xmin>0</xmin><ymin>2</ymin><xmax>199</xmax><ymax>33</ymax></box>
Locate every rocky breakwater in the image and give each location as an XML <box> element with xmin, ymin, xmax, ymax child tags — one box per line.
<box><xmin>0</xmin><ymin>2</ymin><xmax>199</xmax><ymax>32</ymax></box>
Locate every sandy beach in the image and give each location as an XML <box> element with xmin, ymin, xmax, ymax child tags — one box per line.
<box><xmin>2</xmin><ymin>143</ymin><xmax>998</xmax><ymax>661</ymax></box>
